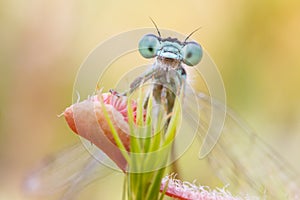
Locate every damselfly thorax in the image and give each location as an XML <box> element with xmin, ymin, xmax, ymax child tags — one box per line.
<box><xmin>127</xmin><ymin>34</ymin><xmax>202</xmax><ymax>115</ymax></box>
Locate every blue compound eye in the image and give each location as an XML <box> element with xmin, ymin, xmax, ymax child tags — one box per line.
<box><xmin>138</xmin><ymin>34</ymin><xmax>160</xmax><ymax>58</ymax></box>
<box><xmin>182</xmin><ymin>42</ymin><xmax>203</xmax><ymax>66</ymax></box>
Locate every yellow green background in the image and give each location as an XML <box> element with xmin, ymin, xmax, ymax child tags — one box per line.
<box><xmin>1</xmin><ymin>0</ymin><xmax>300</xmax><ymax>199</ymax></box>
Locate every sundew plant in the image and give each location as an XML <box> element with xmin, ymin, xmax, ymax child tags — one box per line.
<box><xmin>62</xmin><ymin>89</ymin><xmax>247</xmax><ymax>200</ymax></box>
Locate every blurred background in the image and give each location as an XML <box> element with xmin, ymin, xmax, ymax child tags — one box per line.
<box><xmin>0</xmin><ymin>0</ymin><xmax>300</xmax><ymax>199</ymax></box>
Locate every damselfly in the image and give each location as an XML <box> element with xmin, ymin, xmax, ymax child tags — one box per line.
<box><xmin>24</xmin><ymin>27</ymin><xmax>300</xmax><ymax>200</ymax></box>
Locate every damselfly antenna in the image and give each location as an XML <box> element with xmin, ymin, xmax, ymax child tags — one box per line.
<box><xmin>184</xmin><ymin>27</ymin><xmax>201</xmax><ymax>43</ymax></box>
<box><xmin>149</xmin><ymin>17</ymin><xmax>161</xmax><ymax>38</ymax></box>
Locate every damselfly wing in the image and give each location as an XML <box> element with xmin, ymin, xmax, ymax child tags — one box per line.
<box><xmin>183</xmin><ymin>92</ymin><xmax>300</xmax><ymax>199</ymax></box>
<box><xmin>24</xmin><ymin>144</ymin><xmax>115</xmax><ymax>200</ymax></box>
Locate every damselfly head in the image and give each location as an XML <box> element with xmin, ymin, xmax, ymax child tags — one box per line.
<box><xmin>138</xmin><ymin>34</ymin><xmax>203</xmax><ymax>67</ymax></box>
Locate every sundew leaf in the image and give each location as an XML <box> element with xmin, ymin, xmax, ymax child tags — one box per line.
<box><xmin>124</xmin><ymin>85</ymin><xmax>176</xmax><ymax>200</ymax></box>
<box><xmin>98</xmin><ymin>94</ymin><xmax>130</xmax><ymax>162</ymax></box>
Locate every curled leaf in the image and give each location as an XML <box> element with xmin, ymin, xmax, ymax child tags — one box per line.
<box><xmin>63</xmin><ymin>93</ymin><xmax>136</xmax><ymax>171</ymax></box>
